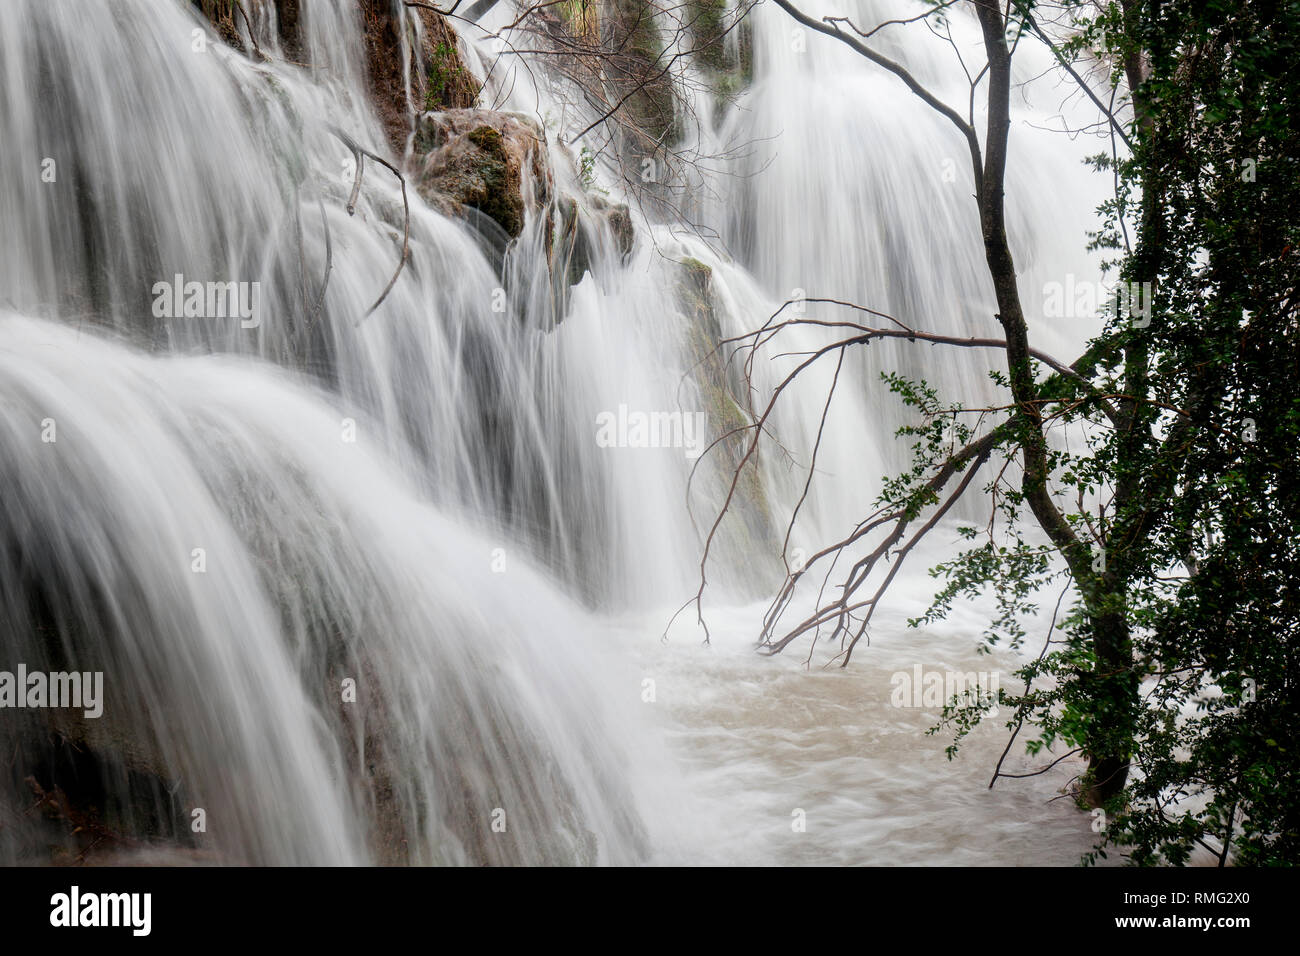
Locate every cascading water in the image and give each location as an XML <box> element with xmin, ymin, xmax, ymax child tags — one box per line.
<box><xmin>1</xmin><ymin>0</ymin><xmax>1109</xmax><ymax>864</ymax></box>
<box><xmin>1</xmin><ymin>0</ymin><xmax>699</xmax><ymax>864</ymax></box>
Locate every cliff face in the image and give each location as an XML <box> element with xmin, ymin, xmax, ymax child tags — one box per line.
<box><xmin>357</xmin><ymin>0</ymin><xmax>480</xmax><ymax>154</ymax></box>
<box><xmin>192</xmin><ymin>1</ymin><xmax>481</xmax><ymax>155</ymax></box>
<box><xmin>413</xmin><ymin>110</ymin><xmax>551</xmax><ymax>239</ymax></box>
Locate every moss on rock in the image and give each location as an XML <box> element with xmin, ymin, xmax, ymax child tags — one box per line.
<box><xmin>357</xmin><ymin>0</ymin><xmax>480</xmax><ymax>155</ymax></box>
<box><xmin>682</xmin><ymin>0</ymin><xmax>754</xmax><ymax>114</ymax></box>
<box><xmin>606</xmin><ymin>0</ymin><xmax>680</xmax><ymax>147</ymax></box>
<box><xmin>675</xmin><ymin>256</ymin><xmax>772</xmax><ymax>538</ymax></box>
<box><xmin>419</xmin><ymin>17</ymin><xmax>480</xmax><ymax>113</ymax></box>
<box><xmin>413</xmin><ymin>110</ymin><xmax>551</xmax><ymax>238</ymax></box>
<box><xmin>687</xmin><ymin>0</ymin><xmax>729</xmax><ymax>73</ymax></box>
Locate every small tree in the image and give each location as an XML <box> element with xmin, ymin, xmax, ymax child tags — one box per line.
<box><xmin>691</xmin><ymin>0</ymin><xmax>1299</xmax><ymax>862</ymax></box>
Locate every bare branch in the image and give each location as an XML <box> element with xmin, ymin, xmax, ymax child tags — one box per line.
<box><xmin>329</xmin><ymin>126</ymin><xmax>411</xmax><ymax>319</ymax></box>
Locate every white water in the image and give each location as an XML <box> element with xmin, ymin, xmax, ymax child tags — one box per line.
<box><xmin>0</xmin><ymin>0</ymin><xmax>1108</xmax><ymax>864</ymax></box>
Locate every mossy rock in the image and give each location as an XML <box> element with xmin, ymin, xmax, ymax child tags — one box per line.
<box><xmin>605</xmin><ymin>0</ymin><xmax>680</xmax><ymax>147</ymax></box>
<box><xmin>680</xmin><ymin>256</ymin><xmax>713</xmax><ymax>300</ymax></box>
<box><xmin>414</xmin><ymin>110</ymin><xmax>552</xmax><ymax>238</ymax></box>
<box><xmin>683</xmin><ymin>0</ymin><xmax>754</xmax><ymax>114</ymax></box>
<box><xmin>687</xmin><ymin>0</ymin><xmax>729</xmax><ymax>74</ymax></box>
<box><xmin>550</xmin><ymin>193</ymin><xmax>636</xmax><ymax>289</ymax></box>
<box><xmin>421</xmin><ymin>22</ymin><xmax>480</xmax><ymax>113</ymax></box>
<box><xmin>355</xmin><ymin>0</ymin><xmax>481</xmax><ymax>155</ymax></box>
<box><xmin>674</xmin><ymin>256</ymin><xmax>772</xmax><ymax>535</ymax></box>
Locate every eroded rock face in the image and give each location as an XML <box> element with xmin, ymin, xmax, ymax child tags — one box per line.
<box><xmin>360</xmin><ymin>0</ymin><xmax>480</xmax><ymax>155</ymax></box>
<box><xmin>191</xmin><ymin>1</ymin><xmax>480</xmax><ymax>156</ymax></box>
<box><xmin>604</xmin><ymin>0</ymin><xmax>678</xmax><ymax>147</ymax></box>
<box><xmin>551</xmin><ymin>193</ymin><xmax>635</xmax><ymax>286</ymax></box>
<box><xmin>675</xmin><ymin>256</ymin><xmax>775</xmax><ymax>574</ymax></box>
<box><xmin>413</xmin><ymin>110</ymin><xmax>552</xmax><ymax>238</ymax></box>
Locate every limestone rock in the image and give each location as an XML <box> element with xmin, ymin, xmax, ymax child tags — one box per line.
<box><xmin>413</xmin><ymin>110</ymin><xmax>552</xmax><ymax>238</ymax></box>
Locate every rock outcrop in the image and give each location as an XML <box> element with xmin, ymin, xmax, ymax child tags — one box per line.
<box><xmin>413</xmin><ymin>110</ymin><xmax>552</xmax><ymax>238</ymax></box>
<box><xmin>360</xmin><ymin>0</ymin><xmax>480</xmax><ymax>155</ymax></box>
<box><xmin>605</xmin><ymin>0</ymin><xmax>680</xmax><ymax>148</ymax></box>
<box><xmin>676</xmin><ymin>256</ymin><xmax>774</xmax><ymax>565</ymax></box>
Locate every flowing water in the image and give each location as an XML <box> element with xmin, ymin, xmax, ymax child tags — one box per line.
<box><xmin>0</xmin><ymin>0</ymin><xmax>1108</xmax><ymax>864</ymax></box>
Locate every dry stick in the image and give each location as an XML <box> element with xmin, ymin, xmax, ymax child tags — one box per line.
<box><xmin>720</xmin><ymin>308</ymin><xmax>1110</xmax><ymax>418</ymax></box>
<box><xmin>835</xmin><ymin>441</ymin><xmax>993</xmax><ymax>666</ymax></box>
<box><xmin>772</xmin><ymin>0</ymin><xmax>978</xmax><ymax>156</ymax></box>
<box><xmin>759</xmin><ymin>427</ymin><xmax>1004</xmax><ymax>651</ymax></box>
<box><xmin>346</xmin><ymin>152</ymin><xmax>365</xmax><ymax>215</ymax></box>
<box><xmin>709</xmin><ymin>296</ymin><xmax>1115</xmax><ymax>423</ymax></box>
<box><xmin>403</xmin><ymin>0</ymin><xmax>466</xmax><ymax>15</ymax></box>
<box><xmin>683</xmin><ymin>301</ymin><xmax>938</xmax><ymax>524</ymax></box>
<box><xmin>753</xmin><ymin>399</ymin><xmax>1004</xmax><ymax>631</ymax></box>
<box><xmin>994</xmin><ymin>748</ymin><xmax>1083</xmax><ymax>779</ymax></box>
<box><xmin>691</xmin><ymin>317</ymin><xmax>1003</xmax><ymax>647</ymax></box>
<box><xmin>309</xmin><ymin>192</ymin><xmax>333</xmax><ymax>327</ymax></box>
<box><xmin>771</xmin><ymin>435</ymin><xmax>992</xmax><ymax>661</ymax></box>
<box><xmin>232</xmin><ymin>0</ymin><xmax>266</xmax><ymax>61</ymax></box>
<box><xmin>666</xmin><ymin>338</ymin><xmax>854</xmax><ymax>643</ymax></box>
<box><xmin>329</xmin><ymin>126</ymin><xmax>411</xmax><ymax>319</ymax></box>
<box><xmin>1025</xmin><ymin>13</ymin><xmax>1133</xmax><ymax>152</ymax></box>
<box><xmin>678</xmin><ymin>291</ymin><xmax>1109</xmax><ymax>651</ymax></box>
<box><xmin>791</xmin><ymin>349</ymin><xmax>847</xmax><ymax>667</ymax></box>
<box><xmin>765</xmin><ymin>511</ymin><xmax>903</xmax><ymax>643</ymax></box>
<box><xmin>405</xmin><ymin>0</ymin><xmax>500</xmax><ymax>21</ymax></box>
<box><xmin>782</xmin><ymin>349</ymin><xmax>845</xmax><ymax>578</ymax></box>
<box><xmin>766</xmin><ymin>427</ymin><xmax>998</xmax><ymax>650</ymax></box>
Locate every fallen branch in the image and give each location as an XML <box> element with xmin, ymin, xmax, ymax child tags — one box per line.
<box><xmin>309</xmin><ymin>191</ymin><xmax>333</xmax><ymax>326</ymax></box>
<box><xmin>232</xmin><ymin>0</ymin><xmax>266</xmax><ymax>61</ymax></box>
<box><xmin>329</xmin><ymin>126</ymin><xmax>411</xmax><ymax>319</ymax></box>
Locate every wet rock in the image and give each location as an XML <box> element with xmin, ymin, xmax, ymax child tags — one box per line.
<box><xmin>275</xmin><ymin>0</ymin><xmax>302</xmax><ymax>61</ymax></box>
<box><xmin>413</xmin><ymin>110</ymin><xmax>552</xmax><ymax>238</ymax></box>
<box><xmin>674</xmin><ymin>256</ymin><xmax>774</xmax><ymax>561</ymax></box>
<box><xmin>605</xmin><ymin>0</ymin><xmax>680</xmax><ymax>147</ymax></box>
<box><xmin>359</xmin><ymin>0</ymin><xmax>480</xmax><ymax>155</ymax></box>
<box><xmin>551</xmin><ymin>192</ymin><xmax>636</xmax><ymax>286</ymax></box>
<box><xmin>599</xmin><ymin>196</ymin><xmax>635</xmax><ymax>261</ymax></box>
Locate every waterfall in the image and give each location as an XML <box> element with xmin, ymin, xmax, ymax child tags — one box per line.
<box><xmin>0</xmin><ymin>0</ymin><xmax>699</xmax><ymax>864</ymax></box>
<box><xmin>0</xmin><ymin>0</ymin><xmax>1107</xmax><ymax>864</ymax></box>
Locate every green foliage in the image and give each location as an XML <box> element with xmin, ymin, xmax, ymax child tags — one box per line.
<box><xmin>914</xmin><ymin>0</ymin><xmax>1300</xmax><ymax>865</ymax></box>
<box><xmin>1062</xmin><ymin>0</ymin><xmax>1300</xmax><ymax>867</ymax></box>
<box><xmin>424</xmin><ymin>42</ymin><xmax>464</xmax><ymax>111</ymax></box>
<box><xmin>578</xmin><ymin>145</ymin><xmax>601</xmax><ymax>193</ymax></box>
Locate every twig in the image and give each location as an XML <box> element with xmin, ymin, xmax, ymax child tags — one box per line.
<box><xmin>309</xmin><ymin>191</ymin><xmax>333</xmax><ymax>326</ymax></box>
<box><xmin>232</xmin><ymin>0</ymin><xmax>266</xmax><ymax>62</ymax></box>
<box><xmin>329</xmin><ymin>126</ymin><xmax>411</xmax><ymax>318</ymax></box>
